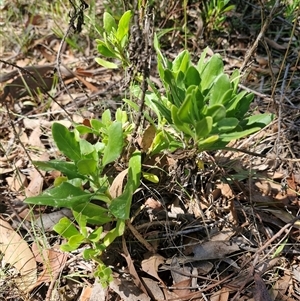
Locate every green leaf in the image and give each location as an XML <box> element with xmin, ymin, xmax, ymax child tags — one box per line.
<box><xmin>102</xmin><ymin>122</ymin><xmax>123</xmax><ymax>167</ymax></box>
<box><xmin>200</xmin><ymin>55</ymin><xmax>224</xmax><ymax>91</ymax></box>
<box><xmin>73</xmin><ymin>202</ymin><xmax>112</xmax><ymax>225</ymax></box>
<box><xmin>240</xmin><ymin>113</ymin><xmax>274</xmax><ymax>129</ymax></box>
<box><xmin>109</xmin><ymin>151</ymin><xmax>141</xmax><ymax>219</ymax></box>
<box><xmin>197</xmin><ymin>135</ymin><xmax>219</xmax><ymax>150</ymax></box>
<box><xmin>103</xmin><ymin>12</ymin><xmax>117</xmax><ymax>34</ymax></box>
<box><xmin>33</xmin><ymin>160</ymin><xmax>84</xmax><ymax>180</ymax></box>
<box><xmin>77</xmin><ymin>159</ymin><xmax>98</xmax><ymax>176</ymax></box>
<box><xmin>219</xmin><ymin>128</ymin><xmax>261</xmax><ymax>142</ymax></box>
<box><xmin>88</xmin><ymin>227</ymin><xmax>103</xmax><ymax>242</ymax></box>
<box><xmin>91</xmin><ymin>119</ymin><xmax>105</xmax><ymax>132</ymax></box>
<box><xmin>214</xmin><ymin>117</ymin><xmax>239</xmax><ymax>133</ymax></box>
<box><xmin>79</xmin><ymin>139</ymin><xmax>95</xmax><ymax>156</ymax></box>
<box><xmin>210</xmin><ymin>74</ymin><xmax>231</xmax><ymax>105</ymax></box>
<box><xmin>75</xmin><ymin>125</ymin><xmax>94</xmax><ymax>135</ymax></box>
<box><xmin>97</xmin><ymin>43</ymin><xmax>118</xmax><ymax>58</ymax></box>
<box><xmin>95</xmin><ymin>57</ymin><xmax>118</xmax><ymax>69</ymax></box>
<box><xmin>195</xmin><ymin>117</ymin><xmax>213</xmax><ymax>140</ymax></box>
<box><xmin>142</xmin><ymin>172</ymin><xmax>159</xmax><ymax>183</ymax></box>
<box><xmin>116</xmin><ymin>10</ymin><xmax>132</xmax><ymax>42</ymax></box>
<box><xmin>205</xmin><ymin>104</ymin><xmax>226</xmax><ymax>122</ymax></box>
<box><xmin>25</xmin><ymin>182</ymin><xmax>91</xmax><ymax>208</ymax></box>
<box><xmin>172</xmin><ymin>50</ymin><xmax>190</xmax><ymax>74</ymax></box>
<box><xmin>152</xmin><ymin>99</ymin><xmax>172</xmax><ymax>124</ymax></box>
<box><xmin>52</xmin><ymin>123</ymin><xmax>81</xmax><ymax>162</ymax></box>
<box><xmin>68</xmin><ymin>234</ymin><xmax>85</xmax><ymax>249</ymax></box>
<box><xmin>177</xmin><ymin>93</ymin><xmax>194</xmax><ymax>124</ymax></box>
<box><xmin>171</xmin><ymin>105</ymin><xmax>194</xmax><ymax>137</ymax></box>
<box><xmin>184</xmin><ymin>66</ymin><xmax>201</xmax><ymax>87</ymax></box>
<box><xmin>53</xmin><ymin>217</ymin><xmax>79</xmax><ymax>239</ymax></box>
<box><xmin>197</xmin><ymin>47</ymin><xmax>209</xmax><ymax>73</ymax></box>
<box><xmin>230</xmin><ymin>69</ymin><xmax>241</xmax><ymax>93</ymax></box>
<box><xmin>102</xmin><ymin>109</ymin><xmax>112</xmax><ymax>126</ymax></box>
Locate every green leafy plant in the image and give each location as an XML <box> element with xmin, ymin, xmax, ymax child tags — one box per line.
<box><xmin>140</xmin><ymin>37</ymin><xmax>273</xmax><ymax>154</ymax></box>
<box><xmin>202</xmin><ymin>0</ymin><xmax>235</xmax><ymax>32</ymax></box>
<box><xmin>94</xmin><ymin>10</ymin><xmax>132</xmax><ymax>69</ymax></box>
<box><xmin>25</xmin><ymin>109</ymin><xmax>141</xmax><ymax>287</ymax></box>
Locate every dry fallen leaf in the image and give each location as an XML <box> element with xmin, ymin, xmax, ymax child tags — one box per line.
<box><xmin>253</xmin><ymin>272</ymin><xmax>272</xmax><ymax>301</ymax></box>
<box><xmin>28</xmin><ymin>247</ymin><xmax>68</xmax><ymax>292</ymax></box>
<box><xmin>0</xmin><ymin>218</ymin><xmax>37</xmax><ymax>292</ymax></box>
<box><xmin>109</xmin><ymin>168</ymin><xmax>128</xmax><ymax>198</ymax></box>
<box><xmin>210</xmin><ymin>287</ymin><xmax>230</xmax><ymax>301</ymax></box>
<box><xmin>141</xmin><ymin>253</ymin><xmax>165</xmax><ymax>283</ymax></box>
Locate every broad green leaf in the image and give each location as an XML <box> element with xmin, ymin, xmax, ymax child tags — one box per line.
<box><xmin>95</xmin><ymin>57</ymin><xmax>118</xmax><ymax>69</ymax></box>
<box><xmin>178</xmin><ymin>93</ymin><xmax>194</xmax><ymax>124</ymax></box>
<box><xmin>73</xmin><ymin>202</ymin><xmax>112</xmax><ymax>225</ymax></box>
<box><xmin>184</xmin><ymin>66</ymin><xmax>201</xmax><ymax>86</ymax></box>
<box><xmin>205</xmin><ymin>104</ymin><xmax>226</xmax><ymax>122</ymax></box>
<box><xmin>195</xmin><ymin>117</ymin><xmax>213</xmax><ymax>140</ymax></box>
<box><xmin>116</xmin><ymin>10</ymin><xmax>132</xmax><ymax>42</ymax></box>
<box><xmin>77</xmin><ymin>159</ymin><xmax>98</xmax><ymax>176</ymax></box>
<box><xmin>33</xmin><ymin>160</ymin><xmax>84</xmax><ymax>180</ymax></box>
<box><xmin>24</xmin><ymin>182</ymin><xmax>91</xmax><ymax>208</ymax></box>
<box><xmin>109</xmin><ymin>151</ymin><xmax>141</xmax><ymax>219</ymax></box>
<box><xmin>102</xmin><ymin>220</ymin><xmax>125</xmax><ymax>248</ymax></box>
<box><xmin>79</xmin><ymin>139</ymin><xmax>95</xmax><ymax>156</ymax></box>
<box><xmin>152</xmin><ymin>99</ymin><xmax>172</xmax><ymax>123</ymax></box>
<box><xmin>150</xmin><ymin>131</ymin><xmax>171</xmax><ymax>155</ymax></box>
<box><xmin>171</xmin><ymin>105</ymin><xmax>194</xmax><ymax>137</ymax></box>
<box><xmin>68</xmin><ymin>234</ymin><xmax>85</xmax><ymax>249</ymax></box>
<box><xmin>240</xmin><ymin>113</ymin><xmax>274</xmax><ymax>128</ymax></box>
<box><xmin>53</xmin><ymin>217</ymin><xmax>79</xmax><ymax>239</ymax></box>
<box><xmin>97</xmin><ymin>43</ymin><xmax>118</xmax><ymax>58</ymax></box>
<box><xmin>75</xmin><ymin>125</ymin><xmax>94</xmax><ymax>135</ymax></box>
<box><xmin>103</xmin><ymin>12</ymin><xmax>117</xmax><ymax>34</ymax></box>
<box><xmin>73</xmin><ymin>212</ymin><xmax>88</xmax><ymax>236</ymax></box>
<box><xmin>172</xmin><ymin>50</ymin><xmax>190</xmax><ymax>74</ymax></box>
<box><xmin>102</xmin><ymin>122</ymin><xmax>123</xmax><ymax>167</ymax></box>
<box><xmin>52</xmin><ymin>123</ymin><xmax>81</xmax><ymax>162</ymax></box>
<box><xmin>197</xmin><ymin>135</ymin><xmax>219</xmax><ymax>150</ymax></box>
<box><xmin>237</xmin><ymin>93</ymin><xmax>254</xmax><ymax>117</ymax></box>
<box><xmin>215</xmin><ymin>117</ymin><xmax>239</xmax><ymax>133</ymax></box>
<box><xmin>210</xmin><ymin>74</ymin><xmax>231</xmax><ymax>105</ymax></box>
<box><xmin>163</xmin><ymin>69</ymin><xmax>186</xmax><ymax>107</ymax></box>
<box><xmin>219</xmin><ymin>127</ymin><xmax>261</xmax><ymax>142</ymax></box>
<box><xmin>193</xmin><ymin>88</ymin><xmax>205</xmax><ymax>120</ymax></box>
<box><xmin>200</xmin><ymin>55</ymin><xmax>224</xmax><ymax>91</ymax></box>
<box><xmin>102</xmin><ymin>109</ymin><xmax>112</xmax><ymax>126</ymax></box>
<box><xmin>88</xmin><ymin>227</ymin><xmax>103</xmax><ymax>242</ymax></box>
<box><xmin>225</xmin><ymin>90</ymin><xmax>249</xmax><ymax>116</ymax></box>
<box><xmin>197</xmin><ymin>47</ymin><xmax>209</xmax><ymax>73</ymax></box>
<box><xmin>143</xmin><ymin>172</ymin><xmax>159</xmax><ymax>183</ymax></box>
<box><xmin>218</xmin><ymin>89</ymin><xmax>233</xmax><ymax>107</ymax></box>
<box><xmin>91</xmin><ymin>119</ymin><xmax>105</xmax><ymax>132</ymax></box>
<box><xmin>230</xmin><ymin>69</ymin><xmax>241</xmax><ymax>93</ymax></box>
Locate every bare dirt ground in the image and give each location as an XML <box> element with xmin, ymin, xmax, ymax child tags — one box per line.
<box><xmin>0</xmin><ymin>1</ymin><xmax>300</xmax><ymax>300</ymax></box>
